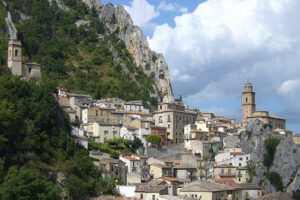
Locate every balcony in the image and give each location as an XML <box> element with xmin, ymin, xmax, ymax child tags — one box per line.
<box><xmin>220</xmin><ymin>173</ymin><xmax>236</xmax><ymax>177</ymax></box>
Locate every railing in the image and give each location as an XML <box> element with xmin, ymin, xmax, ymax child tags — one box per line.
<box><xmin>220</xmin><ymin>173</ymin><xmax>236</xmax><ymax>177</ymax></box>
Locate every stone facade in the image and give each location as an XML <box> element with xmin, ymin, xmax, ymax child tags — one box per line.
<box><xmin>154</xmin><ymin>102</ymin><xmax>197</xmax><ymax>144</ymax></box>
<box><xmin>242</xmin><ymin>82</ymin><xmax>286</xmax><ymax>130</ymax></box>
<box><xmin>7</xmin><ymin>40</ymin><xmax>42</xmax><ymax>82</ymax></box>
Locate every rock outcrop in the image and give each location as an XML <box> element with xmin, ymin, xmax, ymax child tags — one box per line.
<box><xmin>240</xmin><ymin>119</ymin><xmax>300</xmax><ymax>195</ymax></box>
<box><xmin>82</xmin><ymin>0</ymin><xmax>175</xmax><ymax>103</ymax></box>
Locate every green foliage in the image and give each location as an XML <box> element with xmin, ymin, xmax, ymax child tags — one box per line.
<box><xmin>145</xmin><ymin>63</ymin><xmax>150</xmax><ymax>70</ymax></box>
<box><xmin>0</xmin><ymin>166</ymin><xmax>60</xmax><ymax>200</ymax></box>
<box><xmin>267</xmin><ymin>171</ymin><xmax>284</xmax><ymax>192</ymax></box>
<box><xmin>263</xmin><ymin>137</ymin><xmax>280</xmax><ymax>169</ymax></box>
<box><xmin>293</xmin><ymin>190</ymin><xmax>300</xmax><ymax>200</ymax></box>
<box><xmin>99</xmin><ymin>177</ymin><xmax>122</xmax><ymax>194</ymax></box>
<box><xmin>247</xmin><ymin>164</ymin><xmax>256</xmax><ymax>183</ymax></box>
<box><xmin>4</xmin><ymin>0</ymin><xmax>159</xmax><ymax>110</ymax></box>
<box><xmin>0</xmin><ymin>75</ymin><xmax>101</xmax><ymax>198</ymax></box>
<box><xmin>152</xmin><ymin>54</ymin><xmax>157</xmax><ymax>63</ymax></box>
<box><xmin>146</xmin><ymin>134</ymin><xmax>162</xmax><ymax>146</ymax></box>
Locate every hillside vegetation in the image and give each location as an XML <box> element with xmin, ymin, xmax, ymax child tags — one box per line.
<box><xmin>0</xmin><ymin>0</ymin><xmax>158</xmax><ymax>109</ymax></box>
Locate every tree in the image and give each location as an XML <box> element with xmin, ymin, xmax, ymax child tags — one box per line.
<box><xmin>146</xmin><ymin>135</ymin><xmax>162</xmax><ymax>147</ymax></box>
<box><xmin>0</xmin><ymin>166</ymin><xmax>60</xmax><ymax>200</ymax></box>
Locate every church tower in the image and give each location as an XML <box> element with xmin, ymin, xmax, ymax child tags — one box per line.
<box><xmin>7</xmin><ymin>40</ymin><xmax>22</xmax><ymax>75</ymax></box>
<box><xmin>242</xmin><ymin>82</ymin><xmax>256</xmax><ymax>121</ymax></box>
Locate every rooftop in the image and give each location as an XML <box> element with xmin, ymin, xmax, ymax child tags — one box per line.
<box><xmin>256</xmin><ymin>192</ymin><xmax>292</xmax><ymax>200</ymax></box>
<box><xmin>212</xmin><ymin>178</ymin><xmax>235</xmax><ymax>184</ymax></box>
<box><xmin>152</xmin><ymin>163</ymin><xmax>170</xmax><ymax>168</ymax></box>
<box><xmin>230</xmin><ymin>152</ymin><xmax>244</xmax><ymax>156</ymax></box>
<box><xmin>159</xmin><ymin>195</ymin><xmax>195</xmax><ymax>200</ymax></box>
<box><xmin>180</xmin><ymin>181</ymin><xmax>234</xmax><ymax>192</ymax></box>
<box><xmin>135</xmin><ymin>184</ymin><xmax>167</xmax><ymax>193</ymax></box>
<box><xmin>122</xmin><ymin>156</ymin><xmax>139</xmax><ymax>161</ymax></box>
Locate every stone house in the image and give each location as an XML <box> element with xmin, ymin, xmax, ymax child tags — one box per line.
<box><xmin>150</xmin><ymin>163</ymin><xmax>172</xmax><ymax>179</ymax></box>
<box><xmin>130</xmin><ymin>119</ymin><xmax>153</xmax><ymax>147</ymax></box>
<box><xmin>88</xmin><ymin>121</ymin><xmax>121</xmax><ymax>143</ymax></box>
<box><xmin>135</xmin><ymin>184</ymin><xmax>168</xmax><ymax>200</ymax></box>
<box><xmin>215</xmin><ymin>152</ymin><xmax>251</xmax><ymax>167</ymax></box>
<box><xmin>71</xmin><ymin>126</ymin><xmax>88</xmax><ymax>149</ymax></box>
<box><xmin>214</xmin><ymin>164</ymin><xmax>237</xmax><ymax>180</ymax></box>
<box><xmin>124</xmin><ymin>100</ymin><xmax>149</xmax><ymax>113</ymax></box>
<box><xmin>177</xmin><ymin>180</ymin><xmax>235</xmax><ymax>200</ymax></box>
<box><xmin>82</xmin><ymin>106</ymin><xmax>115</xmax><ymax>124</ymax></box>
<box><xmin>154</xmin><ymin>102</ymin><xmax>197</xmax><ymax>144</ymax></box>
<box><xmin>120</xmin><ymin>126</ymin><xmax>138</xmax><ymax>141</ymax></box>
<box><xmin>120</xmin><ymin>155</ymin><xmax>141</xmax><ymax>173</ymax></box>
<box><xmin>230</xmin><ymin>183</ymin><xmax>262</xmax><ymax>200</ymax></box>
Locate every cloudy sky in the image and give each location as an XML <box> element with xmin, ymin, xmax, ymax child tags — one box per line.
<box><xmin>102</xmin><ymin>0</ymin><xmax>300</xmax><ymax>133</ymax></box>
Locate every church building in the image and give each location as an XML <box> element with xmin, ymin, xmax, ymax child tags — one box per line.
<box><xmin>242</xmin><ymin>82</ymin><xmax>286</xmax><ymax>130</ymax></box>
<box><xmin>7</xmin><ymin>40</ymin><xmax>42</xmax><ymax>82</ymax></box>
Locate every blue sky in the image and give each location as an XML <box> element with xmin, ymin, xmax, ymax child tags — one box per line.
<box><xmin>101</xmin><ymin>0</ymin><xmax>300</xmax><ymax>133</ymax></box>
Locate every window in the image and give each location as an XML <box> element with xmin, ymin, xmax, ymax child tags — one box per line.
<box><xmin>96</xmin><ymin>110</ymin><xmax>98</xmax><ymax>116</ymax></box>
<box><xmin>258</xmin><ymin>192</ymin><xmax>261</xmax><ymax>196</ymax></box>
<box><xmin>140</xmin><ymin>194</ymin><xmax>143</xmax><ymax>199</ymax></box>
<box><xmin>246</xmin><ymin>97</ymin><xmax>248</xmax><ymax>102</ymax></box>
<box><xmin>113</xmin><ymin>131</ymin><xmax>117</xmax><ymax>137</ymax></box>
<box><xmin>28</xmin><ymin>67</ymin><xmax>32</xmax><ymax>73</ymax></box>
<box><xmin>159</xmin><ymin>116</ymin><xmax>163</xmax><ymax>123</ymax></box>
<box><xmin>168</xmin><ymin>115</ymin><xmax>171</xmax><ymax>122</ymax></box>
<box><xmin>239</xmin><ymin>163</ymin><xmax>241</xmax><ymax>166</ymax></box>
<box><xmin>160</xmin><ymin>105</ymin><xmax>162</xmax><ymax>109</ymax></box>
<box><xmin>15</xmin><ymin>49</ymin><xmax>18</xmax><ymax>56</ymax></box>
<box><xmin>245</xmin><ymin>192</ymin><xmax>249</xmax><ymax>198</ymax></box>
<box><xmin>239</xmin><ymin>178</ymin><xmax>241</xmax><ymax>182</ymax></box>
<box><xmin>168</xmin><ymin>124</ymin><xmax>170</xmax><ymax>129</ymax></box>
<box><xmin>152</xmin><ymin>195</ymin><xmax>155</xmax><ymax>200</ymax></box>
<box><xmin>246</xmin><ymin>157</ymin><xmax>248</xmax><ymax>160</ymax></box>
<box><xmin>239</xmin><ymin>157</ymin><xmax>243</xmax><ymax>160</ymax></box>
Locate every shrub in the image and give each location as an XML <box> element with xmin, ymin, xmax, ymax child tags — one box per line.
<box><xmin>263</xmin><ymin>137</ymin><xmax>280</xmax><ymax>168</ymax></box>
<box><xmin>267</xmin><ymin>171</ymin><xmax>284</xmax><ymax>192</ymax></box>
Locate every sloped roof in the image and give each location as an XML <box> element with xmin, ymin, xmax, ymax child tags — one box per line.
<box><xmin>256</xmin><ymin>192</ymin><xmax>292</xmax><ymax>200</ymax></box>
<box><xmin>152</xmin><ymin>163</ymin><xmax>170</xmax><ymax>168</ymax></box>
<box><xmin>135</xmin><ymin>184</ymin><xmax>167</xmax><ymax>193</ymax></box>
<box><xmin>180</xmin><ymin>181</ymin><xmax>234</xmax><ymax>192</ymax></box>
<box><xmin>123</xmin><ymin>156</ymin><xmax>139</xmax><ymax>161</ymax></box>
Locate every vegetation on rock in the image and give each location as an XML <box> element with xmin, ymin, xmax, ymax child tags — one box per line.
<box><xmin>263</xmin><ymin>137</ymin><xmax>280</xmax><ymax>169</ymax></box>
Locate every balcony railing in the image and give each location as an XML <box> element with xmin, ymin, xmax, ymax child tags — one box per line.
<box><xmin>220</xmin><ymin>173</ymin><xmax>236</xmax><ymax>177</ymax></box>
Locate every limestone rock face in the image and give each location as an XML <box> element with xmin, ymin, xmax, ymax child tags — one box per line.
<box><xmin>83</xmin><ymin>0</ymin><xmax>175</xmax><ymax>103</ymax></box>
<box><xmin>240</xmin><ymin>119</ymin><xmax>300</xmax><ymax>195</ymax></box>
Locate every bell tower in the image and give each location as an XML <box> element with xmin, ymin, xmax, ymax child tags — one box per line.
<box><xmin>7</xmin><ymin>40</ymin><xmax>22</xmax><ymax>75</ymax></box>
<box><xmin>242</xmin><ymin>82</ymin><xmax>256</xmax><ymax>121</ymax></box>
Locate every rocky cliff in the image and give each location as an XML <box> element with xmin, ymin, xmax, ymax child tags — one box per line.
<box><xmin>82</xmin><ymin>0</ymin><xmax>175</xmax><ymax>103</ymax></box>
<box><xmin>240</xmin><ymin>119</ymin><xmax>300</xmax><ymax>195</ymax></box>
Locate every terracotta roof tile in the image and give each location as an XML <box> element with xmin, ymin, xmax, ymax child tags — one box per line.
<box><xmin>152</xmin><ymin>163</ymin><xmax>170</xmax><ymax>168</ymax></box>
<box><xmin>123</xmin><ymin>156</ymin><xmax>139</xmax><ymax>161</ymax></box>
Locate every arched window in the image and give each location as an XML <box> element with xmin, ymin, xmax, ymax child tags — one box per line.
<box><xmin>246</xmin><ymin>97</ymin><xmax>248</xmax><ymax>103</ymax></box>
<box><xmin>15</xmin><ymin>49</ymin><xmax>18</xmax><ymax>56</ymax></box>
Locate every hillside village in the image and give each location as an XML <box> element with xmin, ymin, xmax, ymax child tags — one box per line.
<box><xmin>8</xmin><ymin>38</ymin><xmax>300</xmax><ymax>199</ymax></box>
<box><xmin>2</xmin><ymin>0</ymin><xmax>300</xmax><ymax>199</ymax></box>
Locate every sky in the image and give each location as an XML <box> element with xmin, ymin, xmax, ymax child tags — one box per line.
<box><xmin>101</xmin><ymin>0</ymin><xmax>300</xmax><ymax>133</ymax></box>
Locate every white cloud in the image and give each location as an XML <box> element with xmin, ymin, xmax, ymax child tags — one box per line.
<box><xmin>148</xmin><ymin>0</ymin><xmax>300</xmax><ymax>127</ymax></box>
<box><xmin>124</xmin><ymin>0</ymin><xmax>159</xmax><ymax>28</ymax></box>
<box><xmin>278</xmin><ymin>79</ymin><xmax>300</xmax><ymax>112</ymax></box>
<box><xmin>158</xmin><ymin>1</ymin><xmax>188</xmax><ymax>13</ymax></box>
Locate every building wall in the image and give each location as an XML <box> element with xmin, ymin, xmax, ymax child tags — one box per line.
<box><xmin>135</xmin><ymin>192</ymin><xmax>161</xmax><ymax>200</ymax></box>
<box><xmin>242</xmin><ymin>85</ymin><xmax>256</xmax><ymax>121</ymax></box>
<box><xmin>22</xmin><ymin>63</ymin><xmax>42</xmax><ymax>82</ymax></box>
<box><xmin>8</xmin><ymin>40</ymin><xmax>22</xmax><ymax>75</ymax></box>
<box><xmin>150</xmin><ymin>165</ymin><xmax>163</xmax><ymax>179</ymax></box>
<box><xmin>92</xmin><ymin>123</ymin><xmax>120</xmax><ymax>143</ymax></box>
<box><xmin>154</xmin><ymin>110</ymin><xmax>196</xmax><ymax>144</ymax></box>
<box><xmin>177</xmin><ymin>191</ymin><xmax>213</xmax><ymax>200</ymax></box>
<box><xmin>214</xmin><ymin>167</ymin><xmax>237</xmax><ymax>179</ymax></box>
<box><xmin>236</xmin><ymin>168</ymin><xmax>249</xmax><ymax>183</ymax></box>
